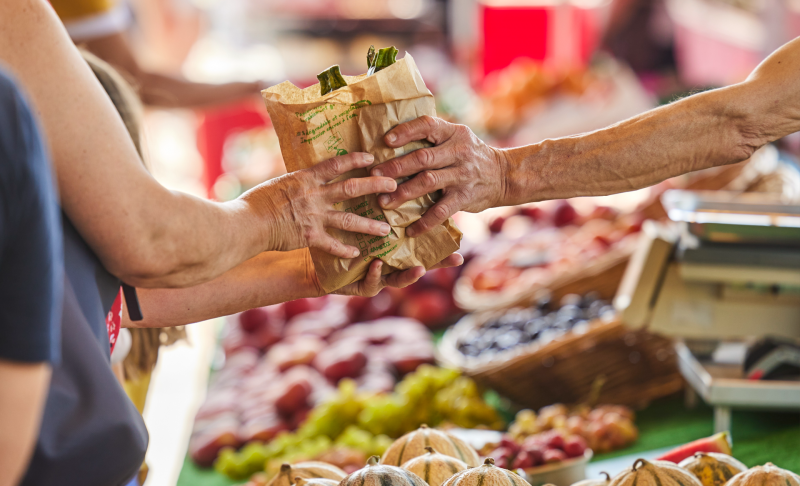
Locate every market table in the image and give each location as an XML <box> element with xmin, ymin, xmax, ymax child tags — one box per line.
<box><xmin>176</xmin><ymin>396</ymin><xmax>800</xmax><ymax>486</ymax></box>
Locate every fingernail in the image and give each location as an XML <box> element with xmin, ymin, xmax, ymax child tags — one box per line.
<box><xmin>372</xmin><ymin>168</ymin><xmax>383</xmax><ymax>177</ymax></box>
<box><xmin>380</xmin><ymin>223</ymin><xmax>391</xmax><ymax>235</ymax></box>
<box><xmin>387</xmin><ymin>133</ymin><xmax>397</xmax><ymax>143</ymax></box>
<box><xmin>363</xmin><ymin>153</ymin><xmax>374</xmax><ymax>163</ymax></box>
<box><xmin>384</xmin><ymin>180</ymin><xmax>397</xmax><ymax>192</ymax></box>
<box><xmin>379</xmin><ymin>194</ymin><xmax>392</xmax><ymax>206</ymax></box>
<box><xmin>352</xmin><ymin>249</ymin><xmax>360</xmax><ymax>258</ymax></box>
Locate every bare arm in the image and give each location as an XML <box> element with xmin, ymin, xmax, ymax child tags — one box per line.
<box><xmin>123</xmin><ymin>250</ymin><xmax>463</xmax><ymax>328</ymax></box>
<box><xmin>83</xmin><ymin>33</ymin><xmax>262</xmax><ymax>108</ymax></box>
<box><xmin>0</xmin><ymin>360</ymin><xmax>50</xmax><ymax>486</ymax></box>
<box><xmin>0</xmin><ymin>0</ymin><xmax>396</xmax><ymax>288</ymax></box>
<box><xmin>372</xmin><ymin>37</ymin><xmax>800</xmax><ymax>236</ymax></box>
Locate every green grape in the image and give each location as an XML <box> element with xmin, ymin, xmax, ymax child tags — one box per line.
<box><xmin>336</xmin><ymin>425</ymin><xmax>374</xmax><ymax>452</ymax></box>
<box><xmin>213</xmin><ymin>447</ymin><xmax>238</xmax><ymax>475</ymax></box>
<box><xmin>240</xmin><ymin>442</ymin><xmax>268</xmax><ymax>471</ymax></box>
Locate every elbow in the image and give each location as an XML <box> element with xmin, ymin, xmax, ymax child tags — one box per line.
<box><xmin>103</xmin><ymin>244</ymin><xmax>194</xmax><ymax>288</ymax></box>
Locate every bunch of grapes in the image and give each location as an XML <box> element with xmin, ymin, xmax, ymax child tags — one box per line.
<box><xmin>434</xmin><ymin>376</ymin><xmax>504</xmax><ymax>430</ymax></box>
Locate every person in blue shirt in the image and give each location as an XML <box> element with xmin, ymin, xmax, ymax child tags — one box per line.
<box><xmin>0</xmin><ymin>68</ymin><xmax>63</xmax><ymax>486</ymax></box>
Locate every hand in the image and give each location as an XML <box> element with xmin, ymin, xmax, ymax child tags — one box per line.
<box><xmin>243</xmin><ymin>152</ymin><xmax>398</xmax><ymax>259</ymax></box>
<box><xmin>334</xmin><ymin>253</ymin><xmax>464</xmax><ymax>297</ymax></box>
<box><xmin>371</xmin><ymin>115</ymin><xmax>508</xmax><ymax>237</ymax></box>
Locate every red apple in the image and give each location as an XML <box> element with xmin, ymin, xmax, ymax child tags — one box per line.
<box><xmin>518</xmin><ymin>205</ymin><xmax>545</xmax><ymax>222</ymax></box>
<box><xmin>398</xmin><ymin>290</ymin><xmax>451</xmax><ymax>327</ymax></box>
<box><xmin>543</xmin><ymin>448</ymin><xmax>567</xmax><ymax>463</ymax></box>
<box><xmin>237</xmin><ymin>413</ymin><xmax>289</xmax><ymax>443</ymax></box>
<box><xmin>487</xmin><ymin>447</ymin><xmax>514</xmax><ymax>469</ymax></box>
<box><xmin>313</xmin><ymin>342</ymin><xmax>368</xmax><ymax>382</ymax></box>
<box><xmin>511</xmin><ymin>450</ymin><xmax>535</xmax><ymax>469</ymax></box>
<box><xmin>264</xmin><ymin>336</ymin><xmax>325</xmax><ymax>371</ymax></box>
<box><xmin>552</xmin><ymin>200</ymin><xmax>579</xmax><ymax>227</ymax></box>
<box><xmin>499</xmin><ymin>436</ymin><xmax>522</xmax><ymax>454</ymax></box>
<box><xmin>239</xmin><ymin>307</ymin><xmax>270</xmax><ymax>333</ymax></box>
<box><xmin>346</xmin><ymin>296</ymin><xmax>370</xmax><ymax>321</ymax></box>
<box><xmin>284</xmin><ymin>309</ymin><xmax>349</xmax><ymax>340</ymax></box>
<box><xmin>283</xmin><ymin>296</ymin><xmax>327</xmax><ymax>320</ymax></box>
<box><xmin>488</xmin><ymin>216</ymin><xmax>506</xmax><ymax>233</ymax></box>
<box><xmin>189</xmin><ymin>414</ymin><xmax>241</xmax><ymax>467</ymax></box>
<box><xmin>589</xmin><ymin>205</ymin><xmax>619</xmax><ymax>221</ymax></box>
<box><xmin>563</xmin><ymin>435</ymin><xmax>588</xmax><ymax>458</ymax></box>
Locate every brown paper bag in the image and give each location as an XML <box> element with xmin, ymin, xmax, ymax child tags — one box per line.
<box><xmin>262</xmin><ymin>54</ymin><xmax>462</xmax><ymax>293</ymax></box>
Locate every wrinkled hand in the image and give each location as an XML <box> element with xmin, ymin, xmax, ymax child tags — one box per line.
<box><xmin>334</xmin><ymin>253</ymin><xmax>464</xmax><ymax>297</ymax></box>
<box><xmin>371</xmin><ymin>115</ymin><xmax>507</xmax><ymax>237</ymax></box>
<box><xmin>243</xmin><ymin>152</ymin><xmax>397</xmax><ymax>259</ymax></box>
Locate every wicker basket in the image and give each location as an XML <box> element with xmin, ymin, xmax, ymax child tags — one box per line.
<box><xmin>438</xmin><ymin>316</ymin><xmax>683</xmax><ymax>410</ymax></box>
<box><xmin>454</xmin><ymin>238</ymin><xmax>637</xmax><ymax>313</ymax></box>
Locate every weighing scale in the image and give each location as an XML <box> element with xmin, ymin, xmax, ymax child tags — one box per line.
<box><xmin>614</xmin><ymin>190</ymin><xmax>800</xmax><ymax>432</ymax></box>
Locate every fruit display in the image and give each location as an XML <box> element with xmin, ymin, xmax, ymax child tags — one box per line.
<box><xmin>381</xmin><ymin>425</ymin><xmax>481</xmax><ymax>467</ymax></box>
<box><xmin>506</xmin><ymin>404</ymin><xmax>638</xmax><ymax>454</ymax></box>
<box><xmin>456</xmin><ymin>293</ymin><xmax>613</xmax><ymax>360</ymax></box>
<box><xmin>341</xmin><ymin>456</ymin><xmax>427</xmax><ymax>486</ymax></box>
<box><xmin>726</xmin><ymin>463</ymin><xmax>800</xmax><ymax>486</ymax></box>
<box><xmin>442</xmin><ymin>458</ymin><xmax>532</xmax><ymax>486</ymax></box>
<box><xmin>608</xmin><ymin>459</ymin><xmax>703</xmax><ymax>486</ymax></box>
<box><xmin>454</xmin><ymin>201</ymin><xmax>641</xmax><ymax>310</ymax></box>
<box><xmin>483</xmin><ymin>429</ymin><xmax>588</xmax><ymax>469</ymax></box>
<box><xmin>401</xmin><ymin>447</ymin><xmax>469</xmax><ymax>486</ymax></box>
<box><xmin>678</xmin><ymin>453</ymin><xmax>748</xmax><ymax>486</ymax></box>
<box><xmin>211</xmin><ymin>366</ymin><xmax>501</xmax><ymax>481</ymax></box>
<box><xmin>267</xmin><ymin>462</ymin><xmax>346</xmax><ymax>486</ymax></box>
<box><xmin>657</xmin><ymin>432</ymin><xmax>732</xmax><ymax>463</ymax></box>
<box><xmin>190</xmin><ymin>281</ymin><xmax>473</xmax><ymax>471</ymax></box>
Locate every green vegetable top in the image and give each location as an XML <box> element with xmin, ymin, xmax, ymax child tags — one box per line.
<box><xmin>317</xmin><ymin>65</ymin><xmax>348</xmax><ymax>96</ymax></box>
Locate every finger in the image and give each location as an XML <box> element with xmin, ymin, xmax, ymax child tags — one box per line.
<box><xmin>405</xmin><ymin>193</ymin><xmax>462</xmax><ymax>238</ymax></box>
<box><xmin>362</xmin><ymin>259</ymin><xmax>384</xmax><ymax>292</ymax></box>
<box><xmin>325</xmin><ymin>176</ymin><xmax>397</xmax><ymax>203</ymax></box>
<box><xmin>383</xmin><ymin>115</ymin><xmax>457</xmax><ymax>149</ymax></box>
<box><xmin>378</xmin><ymin>167</ymin><xmax>458</xmax><ymax>210</ymax></box>
<box><xmin>382</xmin><ymin>266</ymin><xmax>426</xmax><ymax>289</ymax></box>
<box><xmin>372</xmin><ymin>141</ymin><xmax>457</xmax><ymax>180</ymax></box>
<box><xmin>428</xmin><ymin>253</ymin><xmax>464</xmax><ymax>270</ymax></box>
<box><xmin>311</xmin><ymin>232</ymin><xmax>362</xmax><ymax>259</ymax></box>
<box><xmin>326</xmin><ymin>210</ymin><xmax>391</xmax><ymax>237</ymax></box>
<box><xmin>313</xmin><ymin>152</ymin><xmax>374</xmax><ymax>182</ymax></box>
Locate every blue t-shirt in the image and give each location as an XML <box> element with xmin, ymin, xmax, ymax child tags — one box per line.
<box><xmin>0</xmin><ymin>67</ymin><xmax>63</xmax><ymax>363</ymax></box>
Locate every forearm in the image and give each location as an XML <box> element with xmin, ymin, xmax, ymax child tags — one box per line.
<box><xmin>501</xmin><ymin>37</ymin><xmax>800</xmax><ymax>205</ymax></box>
<box><xmin>138</xmin><ymin>73</ymin><xmax>260</xmax><ymax>108</ymax></box>
<box><xmin>0</xmin><ymin>361</ymin><xmax>51</xmax><ymax>486</ymax></box>
<box><xmin>0</xmin><ymin>0</ymin><xmax>269</xmax><ymax>288</ymax></box>
<box><xmin>123</xmin><ymin>249</ymin><xmax>322</xmax><ymax>328</ymax></box>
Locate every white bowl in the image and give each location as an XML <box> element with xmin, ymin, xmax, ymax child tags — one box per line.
<box><xmin>521</xmin><ymin>449</ymin><xmax>594</xmax><ymax>486</ymax></box>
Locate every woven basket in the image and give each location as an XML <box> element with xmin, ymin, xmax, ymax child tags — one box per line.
<box><xmin>438</xmin><ymin>316</ymin><xmax>683</xmax><ymax>410</ymax></box>
<box><xmin>454</xmin><ymin>238</ymin><xmax>637</xmax><ymax>313</ymax></box>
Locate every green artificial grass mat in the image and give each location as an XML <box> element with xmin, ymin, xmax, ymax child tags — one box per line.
<box><xmin>178</xmin><ymin>396</ymin><xmax>799</xmax><ymax>486</ymax></box>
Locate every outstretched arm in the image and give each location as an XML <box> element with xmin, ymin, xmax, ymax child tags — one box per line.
<box><xmin>123</xmin><ymin>250</ymin><xmax>464</xmax><ymax>328</ymax></box>
<box><xmin>0</xmin><ymin>0</ymin><xmax>396</xmax><ymax>288</ymax></box>
<box><xmin>83</xmin><ymin>32</ymin><xmax>262</xmax><ymax>108</ymax></box>
<box><xmin>373</xmin><ymin>37</ymin><xmax>800</xmax><ymax>236</ymax></box>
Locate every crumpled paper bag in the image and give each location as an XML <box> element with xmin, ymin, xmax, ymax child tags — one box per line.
<box><xmin>262</xmin><ymin>54</ymin><xmax>462</xmax><ymax>293</ymax></box>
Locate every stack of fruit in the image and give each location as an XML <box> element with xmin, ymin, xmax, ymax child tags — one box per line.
<box><xmin>486</xmin><ymin>430</ymin><xmax>589</xmax><ymax>469</ymax></box>
<box><xmin>458</xmin><ymin>201</ymin><xmax>641</xmax><ymax>297</ymax></box>
<box><xmin>574</xmin><ymin>433</ymin><xmax>800</xmax><ymax>486</ymax></box>
<box><xmin>456</xmin><ymin>293</ymin><xmax>614</xmax><ymax>359</ymax></box>
<box><xmin>209</xmin><ymin>366</ymin><xmax>503</xmax><ymax>481</ymax></box>
<box><xmin>504</xmin><ymin>404</ymin><xmax>638</xmax><ymax>454</ymax></box>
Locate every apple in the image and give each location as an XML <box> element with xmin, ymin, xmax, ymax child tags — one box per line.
<box><xmin>511</xmin><ymin>450</ymin><xmax>535</xmax><ymax>469</ymax></box>
<box><xmin>264</xmin><ymin>336</ymin><xmax>325</xmax><ymax>371</ymax></box>
<box><xmin>189</xmin><ymin>414</ymin><xmax>241</xmax><ymax>467</ymax></box>
<box><xmin>588</xmin><ymin>205</ymin><xmax>619</xmax><ymax>221</ymax></box>
<box><xmin>237</xmin><ymin>413</ymin><xmax>289</xmax><ymax>443</ymax></box>
<box><xmin>284</xmin><ymin>309</ymin><xmax>349</xmax><ymax>340</ymax></box>
<box><xmin>387</xmin><ymin>341</ymin><xmax>435</xmax><ymax>375</ymax></box>
<box><xmin>239</xmin><ymin>307</ymin><xmax>271</xmax><ymax>333</ymax></box>
<box><xmin>563</xmin><ymin>435</ymin><xmax>588</xmax><ymax>457</ymax></box>
<box><xmin>398</xmin><ymin>289</ymin><xmax>451</xmax><ymax>327</ymax></box>
<box><xmin>346</xmin><ymin>296</ymin><xmax>371</xmax><ymax>322</ymax></box>
<box><xmin>499</xmin><ymin>436</ymin><xmax>522</xmax><ymax>455</ymax></box>
<box><xmin>552</xmin><ymin>200</ymin><xmax>579</xmax><ymax>227</ymax></box>
<box><xmin>487</xmin><ymin>447</ymin><xmax>514</xmax><ymax>469</ymax></box>
<box><xmin>488</xmin><ymin>216</ymin><xmax>506</xmax><ymax>233</ymax></box>
<box><xmin>313</xmin><ymin>342</ymin><xmax>368</xmax><ymax>382</ymax></box>
<box><xmin>543</xmin><ymin>448</ymin><xmax>567</xmax><ymax>463</ymax></box>
<box><xmin>518</xmin><ymin>205</ymin><xmax>545</xmax><ymax>222</ymax></box>
<box><xmin>283</xmin><ymin>296</ymin><xmax>327</xmax><ymax>320</ymax></box>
